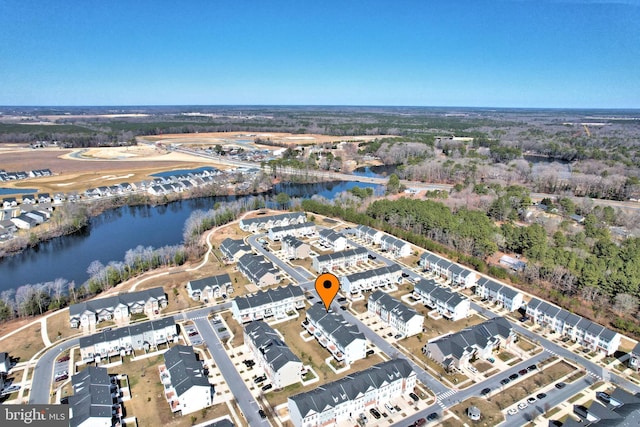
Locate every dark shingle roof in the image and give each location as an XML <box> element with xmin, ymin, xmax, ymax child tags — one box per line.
<box><xmin>369</xmin><ymin>290</ymin><xmax>422</xmax><ymax>323</ymax></box>
<box><xmin>188</xmin><ymin>274</ymin><xmax>232</xmax><ymax>291</ymax></box>
<box><xmin>288</xmin><ymin>359</ymin><xmax>414</xmax><ymax>418</ymax></box>
<box><xmin>233</xmin><ymin>285</ymin><xmax>304</xmax><ymax>311</ymax></box>
<box><xmin>307</xmin><ymin>305</ymin><xmax>365</xmax><ymax>349</ymax></box>
<box><xmin>245</xmin><ymin>321</ymin><xmax>301</xmax><ymax>371</ymax></box>
<box><xmin>164</xmin><ymin>345</ymin><xmax>210</xmax><ymax>397</ymax></box>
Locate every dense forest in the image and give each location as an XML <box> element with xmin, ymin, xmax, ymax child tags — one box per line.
<box><xmin>301</xmin><ymin>187</ymin><xmax>640</xmax><ymax>338</ymax></box>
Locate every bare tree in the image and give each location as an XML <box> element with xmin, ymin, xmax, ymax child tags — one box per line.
<box><xmin>613</xmin><ymin>293</ymin><xmax>639</xmax><ymax>316</ymax></box>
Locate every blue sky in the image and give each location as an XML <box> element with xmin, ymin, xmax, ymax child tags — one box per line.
<box><xmin>1</xmin><ymin>0</ymin><xmax>638</xmax><ymax>108</ymax></box>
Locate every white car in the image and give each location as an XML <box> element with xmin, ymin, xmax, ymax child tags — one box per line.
<box><xmin>507</xmin><ymin>408</ymin><xmax>518</xmax><ymax>415</ymax></box>
<box><xmin>517</xmin><ymin>402</ymin><xmax>528</xmax><ymax>410</ymax></box>
<box><xmin>384</xmin><ymin>403</ymin><xmax>396</xmax><ymax>413</ymax></box>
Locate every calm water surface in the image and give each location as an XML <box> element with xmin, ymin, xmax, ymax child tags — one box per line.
<box><xmin>0</xmin><ymin>181</ymin><xmax>382</xmax><ymax>292</ymax></box>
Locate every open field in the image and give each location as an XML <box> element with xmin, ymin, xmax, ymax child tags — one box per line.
<box><xmin>0</xmin><ymin>323</ymin><xmax>44</xmax><ymax>362</ymax></box>
<box><xmin>140</xmin><ymin>131</ymin><xmax>383</xmax><ymax>147</ymax></box>
<box><xmin>445</xmin><ymin>397</ymin><xmax>504</xmax><ymax>427</ymax></box>
<box><xmin>45</xmin><ymin>310</ymin><xmax>80</xmax><ymax>342</ymax></box>
<box><xmin>490</xmin><ymin>360</ymin><xmax>578</xmax><ymax>410</ymax></box>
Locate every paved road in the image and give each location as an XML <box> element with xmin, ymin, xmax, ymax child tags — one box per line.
<box><xmin>192</xmin><ymin>316</ymin><xmax>269</xmax><ymax>426</ymax></box>
<box><xmin>29</xmin><ymin>337</ymin><xmax>80</xmax><ymax>404</ymax></box>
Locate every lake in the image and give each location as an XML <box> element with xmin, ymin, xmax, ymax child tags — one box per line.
<box><xmin>0</xmin><ymin>180</ymin><xmax>382</xmax><ymax>292</ymax></box>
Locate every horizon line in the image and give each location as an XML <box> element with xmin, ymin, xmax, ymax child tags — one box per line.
<box><xmin>1</xmin><ymin>104</ymin><xmax>640</xmax><ymax>111</ymax></box>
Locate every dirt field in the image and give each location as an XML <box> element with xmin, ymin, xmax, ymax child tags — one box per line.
<box><xmin>0</xmin><ymin>323</ymin><xmax>44</xmax><ymax>362</ymax></box>
<box><xmin>140</xmin><ymin>131</ymin><xmax>383</xmax><ymax>148</ymax></box>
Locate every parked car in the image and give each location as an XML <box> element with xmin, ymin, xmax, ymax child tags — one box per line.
<box><xmin>258</xmin><ymin>409</ymin><xmax>267</xmax><ymax>419</ymax></box>
<box><xmin>426</xmin><ymin>412</ymin><xmax>439</xmax><ymax>421</ymax></box>
<box><xmin>596</xmin><ymin>391</ymin><xmax>611</xmax><ymax>404</ymax></box>
<box><xmin>519</xmin><ymin>369</ymin><xmax>528</xmax><ymax>376</ymax></box>
<box><xmin>368</xmin><ymin>254</ymin><xmax>376</xmax><ymax>260</ymax></box>
<box><xmin>384</xmin><ymin>403</ymin><xmax>396</xmax><ymax>413</ymax></box>
<box><xmin>57</xmin><ymin>356</ymin><xmax>70</xmax><ymax>363</ymax></box>
<box><xmin>555</xmin><ymin>382</ymin><xmax>566</xmax><ymax>389</ymax></box>
<box><xmin>536</xmin><ymin>392</ymin><xmax>547</xmax><ymax>400</ymax></box>
<box><xmin>366</xmin><ymin>349</ymin><xmax>375</xmax><ymax>356</ymax></box>
<box><xmin>369</xmin><ymin>408</ymin><xmax>381</xmax><ymax>419</ymax></box>
<box><xmin>480</xmin><ymin>387</ymin><xmax>491</xmax><ymax>396</ymax></box>
<box><xmin>414</xmin><ymin>418</ymin><xmax>426</xmax><ymax>426</ymax></box>
<box><xmin>409</xmin><ymin>392</ymin><xmax>419</xmax><ymax>402</ymax></box>
<box><xmin>519</xmin><ymin>316</ymin><xmax>529</xmax><ymax>322</ymax></box>
<box><xmin>500</xmin><ymin>378</ymin><xmax>511</xmax><ymax>385</ymax></box>
<box><xmin>527</xmin><ymin>364</ymin><xmax>538</xmax><ymax>371</ymax></box>
<box><xmin>337</xmin><ymin>297</ymin><xmax>347</xmax><ymax>302</ymax></box>
<box><xmin>55</xmin><ymin>374</ymin><xmax>69</xmax><ymax>382</ymax></box>
<box><xmin>509</xmin><ymin>373</ymin><xmax>519</xmax><ymax>380</ymax></box>
<box><xmin>261</xmin><ymin>384</ymin><xmax>273</xmax><ymax>391</ymax></box>
<box><xmin>253</xmin><ymin>375</ymin><xmax>267</xmax><ymax>384</ymax></box>
<box><xmin>518</xmin><ymin>402</ymin><xmax>528</xmax><ymax>410</ymax></box>
<box><xmin>507</xmin><ymin>408</ymin><xmax>518</xmax><ymax>415</ymax></box>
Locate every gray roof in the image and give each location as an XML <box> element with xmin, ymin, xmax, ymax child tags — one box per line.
<box><xmin>164</xmin><ymin>345</ymin><xmax>210</xmax><ymax>397</ymax></box>
<box><xmin>319</xmin><ymin>228</ymin><xmax>344</xmax><ymax>243</ymax></box>
<box><xmin>282</xmin><ymin>235</ymin><xmax>306</xmax><ymax>248</ymax></box>
<box><xmin>428</xmin><ymin>317</ymin><xmax>513</xmax><ymax>361</ymax></box>
<box><xmin>306</xmin><ymin>305</ymin><xmax>365</xmax><ymax>349</ymax></box>
<box><xmin>238</xmin><ymin>253</ymin><xmax>279</xmax><ymax>284</ymax></box>
<box><xmin>245</xmin><ymin>321</ymin><xmax>301</xmax><ymax>371</ymax></box>
<box><xmin>288</xmin><ymin>359</ymin><xmax>414</xmax><ymax>418</ymax></box>
<box><xmin>369</xmin><ymin>290</ymin><xmax>422</xmax><ymax>322</ymax></box>
<box><xmin>380</xmin><ymin>234</ymin><xmax>408</xmax><ymax>249</ymax></box>
<box><xmin>314</xmin><ymin>247</ymin><xmax>368</xmax><ymax>264</ymax></box>
<box><xmin>234</xmin><ymin>285</ymin><xmax>304</xmax><ymax>311</ymax></box>
<box><xmin>414</xmin><ymin>278</ymin><xmax>467</xmax><ymax>308</ymax></box>
<box><xmin>342</xmin><ymin>264</ymin><xmax>402</xmax><ymax>283</ymax></box>
<box><xmin>188</xmin><ymin>274</ymin><xmax>232</xmax><ymax>291</ymax></box>
<box><xmin>220</xmin><ymin>238</ymin><xmax>251</xmax><ymax>259</ymax></box>
<box><xmin>0</xmin><ymin>352</ymin><xmax>8</xmax><ymax>365</ymax></box>
<box><xmin>69</xmin><ymin>287</ymin><xmax>166</xmax><ymax>317</ymax></box>
<box><xmin>69</xmin><ymin>366</ymin><xmax>114</xmax><ymax>427</ymax></box>
<box><xmin>80</xmin><ymin>317</ymin><xmax>177</xmax><ymax>350</ymax></box>
<box><xmin>476</xmin><ymin>277</ymin><xmax>520</xmax><ymax>299</ymax></box>
<box><xmin>270</xmin><ymin>221</ymin><xmax>315</xmax><ymax>234</ymax></box>
<box><xmin>527</xmin><ymin>298</ymin><xmax>619</xmax><ymax>343</ymax></box>
<box><xmin>240</xmin><ymin>212</ymin><xmax>305</xmax><ymax>228</ymax></box>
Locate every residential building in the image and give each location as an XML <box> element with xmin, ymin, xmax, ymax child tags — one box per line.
<box><xmin>79</xmin><ymin>317</ymin><xmax>177</xmax><ymax>362</ymax></box>
<box><xmin>379</xmin><ymin>234</ymin><xmax>412</xmax><ymax>258</ymax></box>
<box><xmin>159</xmin><ymin>345</ymin><xmax>212</xmax><ymax>415</ymax></box>
<box><xmin>419</xmin><ymin>252</ymin><xmax>477</xmax><ymax>288</ymax></box>
<box><xmin>231</xmin><ymin>285</ymin><xmax>305</xmax><ymax>323</ymax></box>
<box><xmin>244</xmin><ymin>321</ymin><xmax>303</xmax><ymax>389</ymax></box>
<box><xmin>268</xmin><ymin>221</ymin><xmax>316</xmax><ymax>241</ymax></box>
<box><xmin>69</xmin><ymin>366</ymin><xmax>123</xmax><ymax>427</ymax></box>
<box><xmin>21</xmin><ymin>194</ymin><xmax>36</xmax><ymax>204</ymax></box>
<box><xmin>354</xmin><ymin>224</ymin><xmax>383</xmax><ymax>245</ymax></box>
<box><xmin>288</xmin><ymin>359</ymin><xmax>416</xmax><ymax>427</ymax></box>
<box><xmin>318</xmin><ymin>228</ymin><xmax>347</xmax><ymax>251</ymax></box>
<box><xmin>413</xmin><ymin>278</ymin><xmax>470</xmax><ymax>321</ymax></box>
<box><xmin>629</xmin><ymin>342</ymin><xmax>640</xmax><ymax>372</ymax></box>
<box><xmin>237</xmin><ymin>253</ymin><xmax>281</xmax><ymax>286</ymax></box>
<box><xmin>69</xmin><ymin>287</ymin><xmax>167</xmax><ymax>328</ymax></box>
<box><xmin>303</xmin><ymin>305</ymin><xmax>366</xmax><ymax>364</ymax></box>
<box><xmin>312</xmin><ymin>247</ymin><xmax>368</xmax><ymax>273</ymax></box>
<box><xmin>219</xmin><ymin>238</ymin><xmax>252</xmax><ymax>263</ymax></box>
<box><xmin>368</xmin><ymin>291</ymin><xmax>424</xmax><ymax>337</ymax></box>
<box><xmin>0</xmin><ymin>352</ymin><xmax>9</xmax><ymax>373</ymax></box>
<box><xmin>11</xmin><ymin>213</ymin><xmax>38</xmax><ymax>229</ymax></box>
<box><xmin>474</xmin><ymin>277</ymin><xmax>524</xmax><ymax>312</ymax></box>
<box><xmin>526</xmin><ymin>298</ymin><xmax>620</xmax><ymax>355</ymax></box>
<box><xmin>423</xmin><ymin>317</ymin><xmax>516</xmax><ymax>371</ymax></box>
<box><xmin>281</xmin><ymin>235</ymin><xmax>311</xmax><ymax>260</ymax></box>
<box><xmin>186</xmin><ymin>274</ymin><xmax>232</xmax><ymax>302</ymax></box>
<box><xmin>2</xmin><ymin>197</ymin><xmax>17</xmax><ymax>208</ymax></box>
<box><xmin>239</xmin><ymin>212</ymin><xmax>306</xmax><ymax>233</ymax></box>
<box><xmin>339</xmin><ymin>264</ymin><xmax>403</xmax><ymax>297</ymax></box>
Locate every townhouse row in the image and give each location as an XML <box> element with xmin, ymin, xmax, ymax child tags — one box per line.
<box><xmin>231</xmin><ymin>285</ymin><xmax>306</xmax><ymax>323</ymax></box>
<box><xmin>69</xmin><ymin>287</ymin><xmax>167</xmax><ymax>328</ymax></box>
<box><xmin>526</xmin><ymin>298</ymin><xmax>621</xmax><ymax>355</ymax></box>
<box><xmin>79</xmin><ymin>317</ymin><xmax>178</xmax><ymax>362</ymax></box>
<box><xmin>288</xmin><ymin>359</ymin><xmax>416</xmax><ymax>427</ymax></box>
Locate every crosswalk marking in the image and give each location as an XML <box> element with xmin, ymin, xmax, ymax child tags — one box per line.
<box><xmin>437</xmin><ymin>389</ymin><xmax>457</xmax><ymax>400</ymax></box>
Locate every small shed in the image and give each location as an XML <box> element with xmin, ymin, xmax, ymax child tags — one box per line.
<box><xmin>467</xmin><ymin>406</ymin><xmax>481</xmax><ymax>421</ymax></box>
